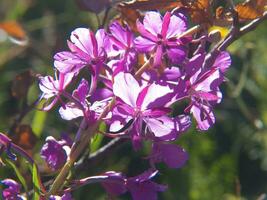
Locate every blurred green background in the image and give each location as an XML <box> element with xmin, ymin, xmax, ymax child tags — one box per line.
<box><xmin>0</xmin><ymin>0</ymin><xmax>267</xmax><ymax>199</ymax></box>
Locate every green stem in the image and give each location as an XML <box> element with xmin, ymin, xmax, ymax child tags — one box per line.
<box><xmin>47</xmin><ymin>98</ymin><xmax>115</xmax><ymax>197</ymax></box>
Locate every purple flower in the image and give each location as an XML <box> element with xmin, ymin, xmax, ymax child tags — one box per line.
<box><xmin>59</xmin><ymin>79</ymin><xmax>112</xmax><ymax>121</ymax></box>
<box><xmin>150</xmin><ymin>143</ymin><xmax>188</xmax><ymax>168</ymax></box>
<box><xmin>126</xmin><ymin>170</ymin><xmax>167</xmax><ymax>200</ymax></box>
<box><xmin>135</xmin><ymin>11</ymin><xmax>188</xmax><ymax>66</ymax></box>
<box><xmin>39</xmin><ymin>72</ymin><xmax>74</xmax><ymax>111</ymax></box>
<box><xmin>101</xmin><ymin>170</ymin><xmax>166</xmax><ymax>200</ymax></box>
<box><xmin>54</xmin><ymin>28</ymin><xmax>107</xmax><ymax>75</ymax></box>
<box><xmin>1</xmin><ymin>179</ymin><xmax>24</xmax><ymax>200</ymax></box>
<box><xmin>101</xmin><ymin>171</ymin><xmax>127</xmax><ymax>196</ymax></box>
<box><xmin>112</xmin><ymin>72</ymin><xmax>189</xmax><ymax>149</ymax></box>
<box><xmin>106</xmin><ymin>21</ymin><xmax>137</xmax><ymax>72</ymax></box>
<box><xmin>40</xmin><ymin>135</ymin><xmax>72</xmax><ymax>171</ymax></box>
<box><xmin>184</xmin><ymin>52</ymin><xmax>231</xmax><ymax>130</ymax></box>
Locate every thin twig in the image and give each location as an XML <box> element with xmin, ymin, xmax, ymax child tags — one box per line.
<box><xmin>203</xmin><ymin>12</ymin><xmax>267</xmax><ymax>69</ymax></box>
<box><xmin>101</xmin><ymin>7</ymin><xmax>111</xmax><ymax>28</ymax></box>
<box><xmin>74</xmin><ymin>137</ymin><xmax>125</xmax><ymax>171</ymax></box>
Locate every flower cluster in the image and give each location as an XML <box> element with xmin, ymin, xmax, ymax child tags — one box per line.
<box><xmin>37</xmin><ymin>10</ymin><xmax>231</xmax><ymax>199</ymax></box>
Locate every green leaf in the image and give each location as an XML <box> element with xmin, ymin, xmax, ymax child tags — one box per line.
<box><xmin>91</xmin><ymin>122</ymin><xmax>106</xmax><ymax>152</ymax></box>
<box><xmin>31</xmin><ymin>110</ymin><xmax>47</xmax><ymax>137</ymax></box>
<box><xmin>5</xmin><ymin>159</ymin><xmax>29</xmax><ymax>198</ymax></box>
<box><xmin>32</xmin><ymin>164</ymin><xmax>41</xmax><ymax>200</ymax></box>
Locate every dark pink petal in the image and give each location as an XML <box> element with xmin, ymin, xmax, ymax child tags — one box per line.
<box><xmin>196</xmin><ymin>91</ymin><xmax>221</xmax><ymax>101</ymax></box>
<box><xmin>161</xmin><ymin>67</ymin><xmax>182</xmax><ymax>81</ymax></box>
<box><xmin>90</xmin><ymin>31</ymin><xmax>98</xmax><ymax>57</ymax></box>
<box><xmin>113</xmin><ymin>72</ymin><xmax>140</xmax><ymax>107</ymax></box>
<box><xmin>73</xmin><ymin>79</ymin><xmax>89</xmax><ymax>103</ymax></box>
<box><xmin>153</xmin><ymin>45</ymin><xmax>163</xmax><ymax>67</ymax></box>
<box><xmin>143</xmin><ymin>11</ymin><xmax>162</xmax><ymax>36</ymax></box>
<box><xmin>161</xmin><ymin>12</ymin><xmax>171</xmax><ymax>38</ymax></box>
<box><xmin>152</xmin><ymin>143</ymin><xmax>188</xmax><ymax>168</ymax></box>
<box><xmin>136</xmin><ymin>85</ymin><xmax>149</xmax><ymax>108</ymax></box>
<box><xmin>213</xmin><ymin>51</ymin><xmax>231</xmax><ymax>73</ymax></box>
<box><xmin>166</xmin><ymin>45</ymin><xmax>186</xmax><ymax>64</ymax></box>
<box><xmin>186</xmin><ymin>53</ymin><xmax>205</xmax><ymax>77</ymax></box>
<box><xmin>90</xmin><ymin>88</ymin><xmax>113</xmax><ymax>103</ymax></box>
<box><xmin>131</xmin><ymin>124</ymin><xmax>143</xmax><ymax>151</ymax></box>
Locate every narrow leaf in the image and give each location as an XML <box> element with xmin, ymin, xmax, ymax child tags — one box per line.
<box><xmin>32</xmin><ymin>164</ymin><xmax>41</xmax><ymax>200</ymax></box>
<box><xmin>5</xmin><ymin>159</ymin><xmax>29</xmax><ymax>198</ymax></box>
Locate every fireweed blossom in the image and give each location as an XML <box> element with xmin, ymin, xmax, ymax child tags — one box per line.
<box><xmin>39</xmin><ymin>72</ymin><xmax>74</xmax><ymax>111</ymax></box>
<box><xmin>184</xmin><ymin>52</ymin><xmax>231</xmax><ymax>130</ymax></box>
<box><xmin>54</xmin><ymin>28</ymin><xmax>108</xmax><ymax>75</ymax></box>
<box><xmin>135</xmin><ymin>11</ymin><xmax>188</xmax><ymax>67</ymax></box>
<box><xmin>59</xmin><ymin>79</ymin><xmax>112</xmax><ymax>121</ymax></box>
<box><xmin>54</xmin><ymin>28</ymin><xmax>108</xmax><ymax>93</ymax></box>
<box><xmin>40</xmin><ymin>135</ymin><xmax>72</xmax><ymax>171</ymax></box>
<box><xmin>0</xmin><ymin>179</ymin><xmax>25</xmax><ymax>200</ymax></box>
<box><xmin>33</xmin><ymin>9</ymin><xmax>232</xmax><ymax>199</ymax></box>
<box><xmin>101</xmin><ymin>170</ymin><xmax>166</xmax><ymax>200</ymax></box>
<box><xmin>106</xmin><ymin>21</ymin><xmax>137</xmax><ymax>72</ymax></box>
<box><xmin>111</xmin><ymin>72</ymin><xmax>191</xmax><ymax>149</ymax></box>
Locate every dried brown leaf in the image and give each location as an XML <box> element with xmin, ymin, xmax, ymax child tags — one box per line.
<box><xmin>11</xmin><ymin>124</ymin><xmax>37</xmax><ymax>150</ymax></box>
<box><xmin>236</xmin><ymin>0</ymin><xmax>267</xmax><ymax>20</ymax></box>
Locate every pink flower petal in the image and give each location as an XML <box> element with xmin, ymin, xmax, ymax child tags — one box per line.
<box><xmin>113</xmin><ymin>72</ymin><xmax>140</xmax><ymax>107</ymax></box>
<box><xmin>213</xmin><ymin>51</ymin><xmax>231</xmax><ymax>73</ymax></box>
<box><xmin>143</xmin><ymin>11</ymin><xmax>162</xmax><ymax>36</ymax></box>
<box><xmin>70</xmin><ymin>28</ymin><xmax>94</xmax><ymax>56</ymax></box>
<box><xmin>167</xmin><ymin>13</ymin><xmax>187</xmax><ymax>38</ymax></box>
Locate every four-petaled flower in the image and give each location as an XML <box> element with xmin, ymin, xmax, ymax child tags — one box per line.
<box><xmin>135</xmin><ymin>11</ymin><xmax>188</xmax><ymax>67</ymax></box>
